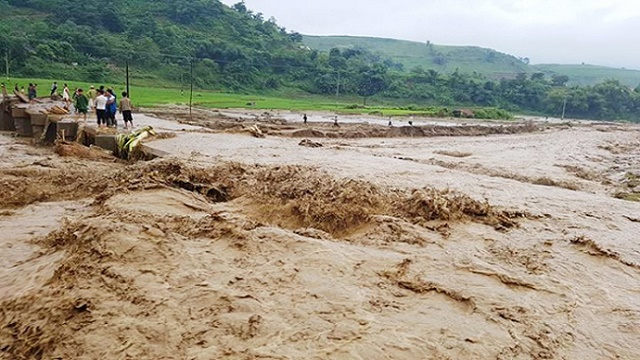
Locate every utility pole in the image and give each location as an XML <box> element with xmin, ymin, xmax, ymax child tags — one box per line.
<box><xmin>335</xmin><ymin>71</ymin><xmax>340</xmax><ymax>98</ymax></box>
<box><xmin>561</xmin><ymin>96</ymin><xmax>567</xmax><ymax>121</ymax></box>
<box><xmin>125</xmin><ymin>59</ymin><xmax>130</xmax><ymax>98</ymax></box>
<box><xmin>189</xmin><ymin>59</ymin><xmax>194</xmax><ymax>121</ymax></box>
<box><xmin>5</xmin><ymin>49</ymin><xmax>9</xmax><ymax>81</ymax></box>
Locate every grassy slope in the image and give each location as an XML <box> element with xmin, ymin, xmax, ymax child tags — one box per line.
<box><xmin>304</xmin><ymin>35</ymin><xmax>640</xmax><ymax>86</ymax></box>
<box><xmin>532</xmin><ymin>64</ymin><xmax>640</xmax><ymax>87</ymax></box>
<box><xmin>303</xmin><ymin>35</ymin><xmax>529</xmax><ymax>77</ymax></box>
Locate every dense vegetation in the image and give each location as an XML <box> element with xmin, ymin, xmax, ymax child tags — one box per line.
<box><xmin>303</xmin><ymin>35</ymin><xmax>530</xmax><ymax>78</ymax></box>
<box><xmin>305</xmin><ymin>35</ymin><xmax>640</xmax><ymax>88</ymax></box>
<box><xmin>0</xmin><ymin>0</ymin><xmax>313</xmax><ymax>90</ymax></box>
<box><xmin>531</xmin><ymin>64</ymin><xmax>640</xmax><ymax>87</ymax></box>
<box><xmin>1</xmin><ymin>0</ymin><xmax>639</xmax><ymax>121</ymax></box>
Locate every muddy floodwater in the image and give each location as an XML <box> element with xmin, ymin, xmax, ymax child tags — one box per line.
<box><xmin>1</xmin><ymin>109</ymin><xmax>639</xmax><ymax>359</ymax></box>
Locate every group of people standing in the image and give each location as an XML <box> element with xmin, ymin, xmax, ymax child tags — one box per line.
<box><xmin>92</xmin><ymin>86</ymin><xmax>118</xmax><ymax>128</ymax></box>
<box><xmin>10</xmin><ymin>83</ymin><xmax>40</xmax><ymax>103</ymax></box>
<box><xmin>12</xmin><ymin>83</ymin><xmax>38</xmax><ymax>102</ymax></box>
<box><xmin>50</xmin><ymin>82</ymin><xmax>134</xmax><ymax>129</ymax></box>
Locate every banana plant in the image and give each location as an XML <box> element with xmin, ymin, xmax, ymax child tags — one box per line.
<box><xmin>116</xmin><ymin>126</ymin><xmax>157</xmax><ymax>159</ymax></box>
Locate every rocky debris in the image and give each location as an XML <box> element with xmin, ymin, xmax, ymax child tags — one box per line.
<box><xmin>298</xmin><ymin>139</ymin><xmax>323</xmax><ymax>148</ymax></box>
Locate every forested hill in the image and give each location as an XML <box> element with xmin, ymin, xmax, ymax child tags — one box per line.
<box><xmin>303</xmin><ymin>35</ymin><xmax>530</xmax><ymax>78</ymax></box>
<box><xmin>2</xmin><ymin>0</ymin><xmax>640</xmax><ymax>121</ymax></box>
<box><xmin>303</xmin><ymin>35</ymin><xmax>640</xmax><ymax>87</ymax></box>
<box><xmin>530</xmin><ymin>64</ymin><xmax>640</xmax><ymax>87</ymax></box>
<box><xmin>0</xmin><ymin>0</ymin><xmax>310</xmax><ymax>88</ymax></box>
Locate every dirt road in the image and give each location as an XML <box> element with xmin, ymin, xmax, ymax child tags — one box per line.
<box><xmin>1</xmin><ymin>112</ymin><xmax>639</xmax><ymax>359</ymax></box>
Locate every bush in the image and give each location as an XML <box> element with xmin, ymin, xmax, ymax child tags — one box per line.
<box><xmin>473</xmin><ymin>107</ymin><xmax>513</xmax><ymax>120</ymax></box>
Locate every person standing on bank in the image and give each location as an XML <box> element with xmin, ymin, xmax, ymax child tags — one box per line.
<box><xmin>106</xmin><ymin>89</ymin><xmax>117</xmax><ymax>128</ymax></box>
<box><xmin>119</xmin><ymin>91</ymin><xmax>134</xmax><ymax>129</ymax></box>
<box><xmin>50</xmin><ymin>82</ymin><xmax>58</xmax><ymax>97</ymax></box>
<box><xmin>303</xmin><ymin>114</ymin><xmax>308</xmax><ymax>125</ymax></box>
<box><xmin>104</xmin><ymin>90</ymin><xmax>114</xmax><ymax>127</ymax></box>
<box><xmin>95</xmin><ymin>90</ymin><xmax>108</xmax><ymax>127</ymax></box>
<box><xmin>62</xmin><ymin>84</ymin><xmax>71</xmax><ymax>106</ymax></box>
<box><xmin>74</xmin><ymin>88</ymin><xmax>89</xmax><ymax>122</ymax></box>
<box><xmin>27</xmin><ymin>83</ymin><xmax>36</xmax><ymax>103</ymax></box>
<box><xmin>87</xmin><ymin>86</ymin><xmax>97</xmax><ymax>111</ymax></box>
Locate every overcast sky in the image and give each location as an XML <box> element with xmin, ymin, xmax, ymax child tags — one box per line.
<box><xmin>219</xmin><ymin>0</ymin><xmax>640</xmax><ymax>70</ymax></box>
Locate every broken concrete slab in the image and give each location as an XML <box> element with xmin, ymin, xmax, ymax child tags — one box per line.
<box><xmin>11</xmin><ymin>104</ymin><xmax>28</xmax><ymax>118</ymax></box>
<box><xmin>140</xmin><ymin>144</ymin><xmax>170</xmax><ymax>158</ymax></box>
<box><xmin>0</xmin><ymin>107</ymin><xmax>11</xmax><ymax>131</ymax></box>
<box><xmin>26</xmin><ymin>109</ymin><xmax>48</xmax><ymax>126</ymax></box>
<box><xmin>56</xmin><ymin>122</ymin><xmax>79</xmax><ymax>141</ymax></box>
<box><xmin>32</xmin><ymin>125</ymin><xmax>45</xmax><ymax>141</ymax></box>
<box><xmin>13</xmin><ymin>90</ymin><xmax>29</xmax><ymax>103</ymax></box>
<box><xmin>0</xmin><ymin>99</ymin><xmax>17</xmax><ymax>131</ymax></box>
<box><xmin>13</xmin><ymin>117</ymin><xmax>33</xmax><ymax>137</ymax></box>
<box><xmin>95</xmin><ymin>134</ymin><xmax>117</xmax><ymax>154</ymax></box>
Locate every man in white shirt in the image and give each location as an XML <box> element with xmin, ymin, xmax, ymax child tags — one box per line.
<box><xmin>94</xmin><ymin>90</ymin><xmax>108</xmax><ymax>127</ymax></box>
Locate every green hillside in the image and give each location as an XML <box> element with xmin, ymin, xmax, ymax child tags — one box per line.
<box><xmin>532</xmin><ymin>64</ymin><xmax>640</xmax><ymax>87</ymax></box>
<box><xmin>303</xmin><ymin>35</ymin><xmax>529</xmax><ymax>78</ymax></box>
<box><xmin>303</xmin><ymin>35</ymin><xmax>640</xmax><ymax>87</ymax></box>
<box><xmin>0</xmin><ymin>0</ymin><xmax>311</xmax><ymax>89</ymax></box>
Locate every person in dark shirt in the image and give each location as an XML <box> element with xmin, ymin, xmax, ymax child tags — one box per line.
<box><xmin>27</xmin><ymin>83</ymin><xmax>37</xmax><ymax>103</ymax></box>
<box><xmin>105</xmin><ymin>89</ymin><xmax>118</xmax><ymax>127</ymax></box>
<box><xmin>74</xmin><ymin>88</ymin><xmax>89</xmax><ymax>122</ymax></box>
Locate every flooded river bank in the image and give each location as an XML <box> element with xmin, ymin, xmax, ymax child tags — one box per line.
<box><xmin>1</xmin><ymin>111</ymin><xmax>639</xmax><ymax>359</ymax></box>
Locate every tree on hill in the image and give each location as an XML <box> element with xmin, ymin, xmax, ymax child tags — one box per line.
<box><xmin>357</xmin><ymin>64</ymin><xmax>388</xmax><ymax>106</ymax></box>
<box><xmin>552</xmin><ymin>74</ymin><xmax>570</xmax><ymax>87</ymax></box>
